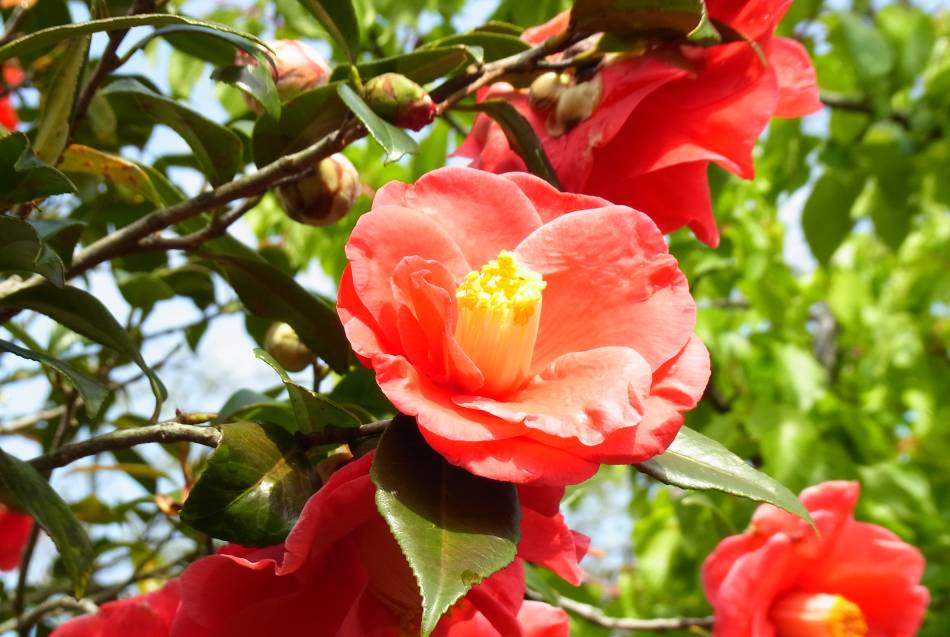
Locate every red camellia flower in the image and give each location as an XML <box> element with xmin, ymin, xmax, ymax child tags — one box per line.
<box><xmin>0</xmin><ymin>60</ymin><xmax>24</xmax><ymax>130</ymax></box>
<box><xmin>50</xmin><ymin>581</ymin><xmax>180</xmax><ymax>637</ymax></box>
<box><xmin>170</xmin><ymin>452</ymin><xmax>587</xmax><ymax>636</ymax></box>
<box><xmin>703</xmin><ymin>481</ymin><xmax>929</xmax><ymax>637</ymax></box>
<box><xmin>337</xmin><ymin>167</ymin><xmax>710</xmax><ymax>485</ymax></box>
<box><xmin>455</xmin><ymin>0</ymin><xmax>821</xmax><ymax>246</ymax></box>
<box><xmin>0</xmin><ymin>504</ymin><xmax>32</xmax><ymax>571</ymax></box>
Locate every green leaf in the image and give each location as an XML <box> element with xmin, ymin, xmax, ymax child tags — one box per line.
<box><xmin>425</xmin><ymin>33</ymin><xmax>530</xmax><ymax>62</ymax></box>
<box><xmin>330</xmin><ymin>46</ymin><xmax>478</xmax><ymax>85</ymax></box>
<box><xmin>101</xmin><ymin>79</ymin><xmax>244</xmax><ymax>186</ymax></box>
<box><xmin>126</xmin><ymin>23</ymin><xmax>270</xmax><ymax>67</ymax></box>
<box><xmin>338</xmin><ymin>83</ymin><xmax>419</xmax><ymax>163</ymax></box>
<box><xmin>294</xmin><ymin>0</ymin><xmax>360</xmax><ymax>61</ymax></box>
<box><xmin>0</xmin><ymin>216</ymin><xmax>65</xmax><ymax>287</ymax></box>
<box><xmin>468</xmin><ymin>101</ymin><xmax>561</xmax><ymax>189</ymax></box>
<box><xmin>0</xmin><ymin>284</ymin><xmax>167</xmax><ymax>420</ymax></box>
<box><xmin>211</xmin><ymin>54</ymin><xmax>282</xmax><ymax>120</ymax></box>
<box><xmin>0</xmin><ymin>14</ymin><xmax>266</xmax><ymax>62</ymax></box>
<box><xmin>252</xmin><ymin>83</ymin><xmax>348</xmax><ymax>166</ymax></box>
<box><xmin>254</xmin><ymin>349</ymin><xmax>363</xmax><ymax>434</ymax></box>
<box><xmin>329</xmin><ymin>366</ymin><xmax>395</xmax><ymax>420</ymax></box>
<box><xmin>634</xmin><ymin>427</ymin><xmax>813</xmax><ymax>527</ymax></box>
<box><xmin>371</xmin><ymin>418</ymin><xmax>521</xmax><ymax>636</ymax></box>
<box><xmin>0</xmin><ymin>339</ymin><xmax>107</xmax><ymax>417</ymax></box>
<box><xmin>179</xmin><ymin>421</ymin><xmax>316</xmax><ymax>546</ymax></box>
<box><xmin>33</xmin><ymin>35</ymin><xmax>90</xmax><ymax>164</ymax></box>
<box><xmin>570</xmin><ymin>0</ymin><xmax>721</xmax><ymax>46</ymax></box>
<box><xmin>802</xmin><ymin>170</ymin><xmax>864</xmax><ymax>266</ymax></box>
<box><xmin>0</xmin><ymin>133</ymin><xmax>77</xmax><ymax>206</ymax></box>
<box><xmin>836</xmin><ymin>13</ymin><xmax>894</xmax><ymax>82</ymax></box>
<box><xmin>203</xmin><ymin>253</ymin><xmax>350</xmax><ymax>373</ymax></box>
<box><xmin>0</xmin><ymin>449</ymin><xmax>94</xmax><ymax>597</ymax></box>
<box><xmin>116</xmin><ymin>271</ymin><xmax>176</xmax><ymax>309</ymax></box>
<box><xmin>58</xmin><ymin>144</ymin><xmax>166</xmax><ymax>206</ymax></box>
<box><xmin>29</xmin><ymin>219</ymin><xmax>85</xmax><ymax>266</ymax></box>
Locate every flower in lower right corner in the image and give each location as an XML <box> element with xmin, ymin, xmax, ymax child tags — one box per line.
<box><xmin>702</xmin><ymin>481</ymin><xmax>928</xmax><ymax>637</ymax></box>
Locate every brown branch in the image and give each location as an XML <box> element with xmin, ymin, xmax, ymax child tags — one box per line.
<box><xmin>133</xmin><ymin>196</ymin><xmax>262</xmax><ymax>252</ymax></box>
<box><xmin>0</xmin><ymin>597</ymin><xmax>98</xmax><ymax>634</ymax></box>
<box><xmin>299</xmin><ymin>419</ymin><xmax>390</xmax><ymax>447</ymax></box>
<box><xmin>528</xmin><ymin>591</ymin><xmax>714</xmax><ymax>632</ymax></box>
<box><xmin>0</xmin><ymin>406</ymin><xmax>67</xmax><ymax>436</ymax></box>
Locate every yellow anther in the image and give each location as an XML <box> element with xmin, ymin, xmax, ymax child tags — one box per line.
<box><xmin>771</xmin><ymin>592</ymin><xmax>868</xmax><ymax>637</ymax></box>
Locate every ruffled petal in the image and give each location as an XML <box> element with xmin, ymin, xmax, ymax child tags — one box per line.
<box><xmin>768</xmin><ymin>37</ymin><xmax>822</xmax><ymax>118</ymax></box>
<box><xmin>517</xmin><ymin>485</ymin><xmax>588</xmax><ymax>585</ymax></box>
<box><xmin>501</xmin><ymin>172</ymin><xmax>611</xmax><ymax>223</ymax></box>
<box><xmin>516</xmin><ymin>601</ymin><xmax>570</xmax><ymax>637</ymax></box>
<box><xmin>514</xmin><ymin>206</ymin><xmax>695</xmax><ymax>372</ymax></box>
<box><xmin>706</xmin><ymin>0</ymin><xmax>793</xmax><ymax>41</ymax></box>
<box><xmin>0</xmin><ymin>506</ymin><xmax>32</xmax><ymax>570</ymax></box>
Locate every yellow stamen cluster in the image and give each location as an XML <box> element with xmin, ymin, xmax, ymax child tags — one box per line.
<box><xmin>771</xmin><ymin>592</ymin><xmax>868</xmax><ymax>637</ymax></box>
<box><xmin>455</xmin><ymin>251</ymin><xmax>546</xmax><ymax>396</ymax></box>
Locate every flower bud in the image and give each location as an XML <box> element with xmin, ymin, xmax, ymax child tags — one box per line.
<box><xmin>552</xmin><ymin>74</ymin><xmax>603</xmax><ymax>134</ymax></box>
<box><xmin>264</xmin><ymin>322</ymin><xmax>315</xmax><ymax>372</ymax></box>
<box><xmin>275</xmin><ymin>153</ymin><xmax>361</xmax><ymax>226</ymax></box>
<box><xmin>362</xmin><ymin>73</ymin><xmax>436</xmax><ymax>131</ymax></box>
<box><xmin>528</xmin><ymin>71</ymin><xmax>570</xmax><ymax>111</ymax></box>
<box><xmin>236</xmin><ymin>39</ymin><xmax>330</xmax><ymax>112</ymax></box>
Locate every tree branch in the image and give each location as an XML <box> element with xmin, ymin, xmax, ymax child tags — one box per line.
<box><xmin>133</xmin><ymin>196</ymin><xmax>262</xmax><ymax>252</ymax></box>
<box><xmin>299</xmin><ymin>419</ymin><xmax>390</xmax><ymax>447</ymax></box>
<box><xmin>0</xmin><ymin>597</ymin><xmax>98</xmax><ymax>634</ymax></box>
<box><xmin>528</xmin><ymin>591</ymin><xmax>714</xmax><ymax>632</ymax></box>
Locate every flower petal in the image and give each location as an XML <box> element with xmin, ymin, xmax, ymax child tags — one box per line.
<box><xmin>707</xmin><ymin>0</ymin><xmax>793</xmax><ymax>41</ymax></box>
<box><xmin>769</xmin><ymin>37</ymin><xmax>822</xmax><ymax>118</ymax></box>
<box><xmin>514</xmin><ymin>206</ymin><xmax>695</xmax><ymax>372</ymax></box>
<box><xmin>518</xmin><ymin>485</ymin><xmax>589</xmax><ymax>585</ymax></box>
<box><xmin>501</xmin><ymin>172</ymin><xmax>611</xmax><ymax>223</ymax></box>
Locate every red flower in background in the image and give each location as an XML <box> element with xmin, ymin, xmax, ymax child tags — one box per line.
<box><xmin>0</xmin><ymin>60</ymin><xmax>24</xmax><ymax>130</ymax></box>
<box><xmin>338</xmin><ymin>167</ymin><xmax>709</xmax><ymax>485</ymax></box>
<box><xmin>0</xmin><ymin>504</ymin><xmax>32</xmax><ymax>571</ymax></box>
<box><xmin>703</xmin><ymin>481</ymin><xmax>929</xmax><ymax>636</ymax></box>
<box><xmin>455</xmin><ymin>0</ymin><xmax>821</xmax><ymax>246</ymax></box>
<box><xmin>170</xmin><ymin>452</ymin><xmax>587</xmax><ymax>637</ymax></box>
<box><xmin>50</xmin><ymin>581</ymin><xmax>180</xmax><ymax>637</ymax></box>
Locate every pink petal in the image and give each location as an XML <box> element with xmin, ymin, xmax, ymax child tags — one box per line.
<box><xmin>518</xmin><ymin>485</ymin><xmax>588</xmax><ymax>585</ymax></box>
<box><xmin>516</xmin><ymin>601</ymin><xmax>570</xmax><ymax>637</ymax></box>
<box><xmin>501</xmin><ymin>172</ymin><xmax>611</xmax><ymax>223</ymax></box>
<box><xmin>769</xmin><ymin>37</ymin><xmax>822</xmax><ymax>118</ymax></box>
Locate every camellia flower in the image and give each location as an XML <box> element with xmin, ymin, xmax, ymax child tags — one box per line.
<box><xmin>170</xmin><ymin>452</ymin><xmax>587</xmax><ymax>636</ymax></box>
<box><xmin>337</xmin><ymin>167</ymin><xmax>710</xmax><ymax>485</ymax></box>
<box><xmin>454</xmin><ymin>0</ymin><xmax>821</xmax><ymax>246</ymax></box>
<box><xmin>445</xmin><ymin>601</ymin><xmax>568</xmax><ymax>637</ymax></box>
<box><xmin>50</xmin><ymin>581</ymin><xmax>180</xmax><ymax>637</ymax></box>
<box><xmin>0</xmin><ymin>60</ymin><xmax>24</xmax><ymax>130</ymax></box>
<box><xmin>0</xmin><ymin>503</ymin><xmax>32</xmax><ymax>571</ymax></box>
<box><xmin>702</xmin><ymin>481</ymin><xmax>929</xmax><ymax>636</ymax></box>
<box><xmin>236</xmin><ymin>39</ymin><xmax>330</xmax><ymax>108</ymax></box>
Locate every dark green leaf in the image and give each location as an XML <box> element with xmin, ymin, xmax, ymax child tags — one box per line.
<box><xmin>634</xmin><ymin>427</ymin><xmax>813</xmax><ymax>526</ymax></box>
<box><xmin>468</xmin><ymin>101</ymin><xmax>560</xmax><ymax>189</ymax></box>
<box><xmin>0</xmin><ymin>14</ymin><xmax>266</xmax><ymax>62</ymax></box>
<box><xmin>425</xmin><ymin>33</ymin><xmax>529</xmax><ymax>62</ymax></box>
<box><xmin>371</xmin><ymin>418</ymin><xmax>520</xmax><ymax>636</ymax></box>
<box><xmin>802</xmin><ymin>170</ymin><xmax>864</xmax><ymax>266</ymax></box>
<box><xmin>33</xmin><ymin>35</ymin><xmax>90</xmax><ymax>164</ymax></box>
<box><xmin>570</xmin><ymin>0</ymin><xmax>721</xmax><ymax>45</ymax></box>
<box><xmin>179</xmin><ymin>421</ymin><xmax>316</xmax><ymax>546</ymax></box>
<box><xmin>0</xmin><ymin>133</ymin><xmax>76</xmax><ymax>207</ymax></box>
<box><xmin>126</xmin><ymin>23</ymin><xmax>270</xmax><ymax>67</ymax></box>
<box><xmin>211</xmin><ymin>54</ymin><xmax>281</xmax><ymax>120</ymax></box>
<box><xmin>0</xmin><ymin>339</ymin><xmax>107</xmax><ymax>417</ymax></box>
<box><xmin>116</xmin><ymin>271</ymin><xmax>176</xmax><ymax>309</ymax></box>
<box><xmin>29</xmin><ymin>219</ymin><xmax>85</xmax><ymax>266</ymax></box>
<box><xmin>255</xmin><ymin>349</ymin><xmax>363</xmax><ymax>433</ymax></box>
<box><xmin>836</xmin><ymin>13</ymin><xmax>894</xmax><ymax>82</ymax></box>
<box><xmin>101</xmin><ymin>79</ymin><xmax>244</xmax><ymax>186</ymax></box>
<box><xmin>337</xmin><ymin>83</ymin><xmax>419</xmax><ymax>163</ymax></box>
<box><xmin>294</xmin><ymin>0</ymin><xmax>360</xmax><ymax>61</ymax></box>
<box><xmin>203</xmin><ymin>253</ymin><xmax>350</xmax><ymax>373</ymax></box>
<box><xmin>252</xmin><ymin>83</ymin><xmax>348</xmax><ymax>166</ymax></box>
<box><xmin>329</xmin><ymin>366</ymin><xmax>395</xmax><ymax>420</ymax></box>
<box><xmin>0</xmin><ymin>216</ymin><xmax>65</xmax><ymax>287</ymax></box>
<box><xmin>330</xmin><ymin>46</ymin><xmax>477</xmax><ymax>85</ymax></box>
<box><xmin>0</xmin><ymin>284</ymin><xmax>167</xmax><ymax>420</ymax></box>
<box><xmin>0</xmin><ymin>449</ymin><xmax>94</xmax><ymax>597</ymax></box>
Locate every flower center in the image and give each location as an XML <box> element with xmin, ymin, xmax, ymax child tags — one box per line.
<box><xmin>771</xmin><ymin>592</ymin><xmax>868</xmax><ymax>637</ymax></box>
<box><xmin>454</xmin><ymin>250</ymin><xmax>545</xmax><ymax>396</ymax></box>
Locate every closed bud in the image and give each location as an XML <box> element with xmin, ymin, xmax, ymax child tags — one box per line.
<box><xmin>528</xmin><ymin>71</ymin><xmax>569</xmax><ymax>111</ymax></box>
<box><xmin>237</xmin><ymin>39</ymin><xmax>330</xmax><ymax>112</ymax></box>
<box><xmin>553</xmin><ymin>74</ymin><xmax>603</xmax><ymax>133</ymax></box>
<box><xmin>275</xmin><ymin>153</ymin><xmax>361</xmax><ymax>226</ymax></box>
<box><xmin>363</xmin><ymin>73</ymin><xmax>436</xmax><ymax>131</ymax></box>
<box><xmin>264</xmin><ymin>322</ymin><xmax>315</xmax><ymax>372</ymax></box>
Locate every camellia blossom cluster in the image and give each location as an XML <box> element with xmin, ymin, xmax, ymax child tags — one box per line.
<box><xmin>455</xmin><ymin>0</ymin><xmax>822</xmax><ymax>246</ymax></box>
<box><xmin>337</xmin><ymin>166</ymin><xmax>711</xmax><ymax>486</ymax></box>
<box><xmin>703</xmin><ymin>481</ymin><xmax>929</xmax><ymax>636</ymax></box>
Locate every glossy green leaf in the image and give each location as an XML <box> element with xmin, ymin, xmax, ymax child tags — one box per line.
<box><xmin>338</xmin><ymin>83</ymin><xmax>419</xmax><ymax>163</ymax></box>
<box><xmin>0</xmin><ymin>449</ymin><xmax>94</xmax><ymax>597</ymax></box>
<box><xmin>0</xmin><ymin>339</ymin><xmax>107</xmax><ymax>417</ymax></box>
<box><xmin>570</xmin><ymin>0</ymin><xmax>721</xmax><ymax>45</ymax></box>
<box><xmin>101</xmin><ymin>79</ymin><xmax>244</xmax><ymax>186</ymax></box>
<box><xmin>0</xmin><ymin>216</ymin><xmax>65</xmax><ymax>287</ymax></box>
<box><xmin>0</xmin><ymin>133</ymin><xmax>77</xmax><ymax>206</ymax></box>
<box><xmin>330</xmin><ymin>46</ymin><xmax>477</xmax><ymax>85</ymax></box>
<box><xmin>425</xmin><ymin>33</ymin><xmax>529</xmax><ymax>62</ymax></box>
<box><xmin>116</xmin><ymin>271</ymin><xmax>176</xmax><ymax>309</ymax></box>
<box><xmin>0</xmin><ymin>284</ymin><xmax>167</xmax><ymax>420</ymax></box>
<box><xmin>125</xmin><ymin>23</ymin><xmax>270</xmax><ymax>67</ymax></box>
<box><xmin>254</xmin><ymin>349</ymin><xmax>363</xmax><ymax>434</ymax></box>
<box><xmin>29</xmin><ymin>219</ymin><xmax>85</xmax><ymax>266</ymax></box>
<box><xmin>634</xmin><ymin>427</ymin><xmax>813</xmax><ymax>526</ymax></box>
<box><xmin>802</xmin><ymin>170</ymin><xmax>865</xmax><ymax>266</ymax></box>
<box><xmin>252</xmin><ymin>82</ymin><xmax>348</xmax><ymax>166</ymax></box>
<box><xmin>468</xmin><ymin>101</ymin><xmax>560</xmax><ymax>188</ymax></box>
<box><xmin>0</xmin><ymin>14</ymin><xmax>266</xmax><ymax>62</ymax></box>
<box><xmin>203</xmin><ymin>253</ymin><xmax>350</xmax><ymax>373</ymax></box>
<box><xmin>180</xmin><ymin>421</ymin><xmax>316</xmax><ymax>546</ymax></box>
<box><xmin>215</xmin><ymin>389</ymin><xmax>296</xmax><ymax>431</ymax></box>
<box><xmin>371</xmin><ymin>418</ymin><xmax>520</xmax><ymax>636</ymax></box>
<box><xmin>211</xmin><ymin>54</ymin><xmax>282</xmax><ymax>120</ymax></box>
<box><xmin>294</xmin><ymin>0</ymin><xmax>360</xmax><ymax>61</ymax></box>
<box><xmin>33</xmin><ymin>35</ymin><xmax>90</xmax><ymax>164</ymax></box>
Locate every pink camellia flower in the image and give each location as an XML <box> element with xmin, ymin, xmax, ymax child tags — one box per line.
<box><xmin>0</xmin><ymin>504</ymin><xmax>32</xmax><ymax>571</ymax></box>
<box><xmin>170</xmin><ymin>452</ymin><xmax>587</xmax><ymax>637</ymax></box>
<box><xmin>455</xmin><ymin>0</ymin><xmax>821</xmax><ymax>247</ymax></box>
<box><xmin>236</xmin><ymin>39</ymin><xmax>330</xmax><ymax>107</ymax></box>
<box><xmin>703</xmin><ymin>481</ymin><xmax>929</xmax><ymax>637</ymax></box>
<box><xmin>445</xmin><ymin>601</ymin><xmax>569</xmax><ymax>637</ymax></box>
<box><xmin>50</xmin><ymin>581</ymin><xmax>180</xmax><ymax>637</ymax></box>
<box><xmin>337</xmin><ymin>167</ymin><xmax>710</xmax><ymax>485</ymax></box>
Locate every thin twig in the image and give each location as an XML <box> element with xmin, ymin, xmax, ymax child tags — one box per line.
<box><xmin>299</xmin><ymin>419</ymin><xmax>390</xmax><ymax>447</ymax></box>
<box><xmin>0</xmin><ymin>406</ymin><xmax>67</xmax><ymax>436</ymax></box>
<box><xmin>0</xmin><ymin>596</ymin><xmax>98</xmax><ymax>634</ymax></box>
<box><xmin>134</xmin><ymin>196</ymin><xmax>262</xmax><ymax>252</ymax></box>
<box><xmin>528</xmin><ymin>590</ymin><xmax>714</xmax><ymax>632</ymax></box>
